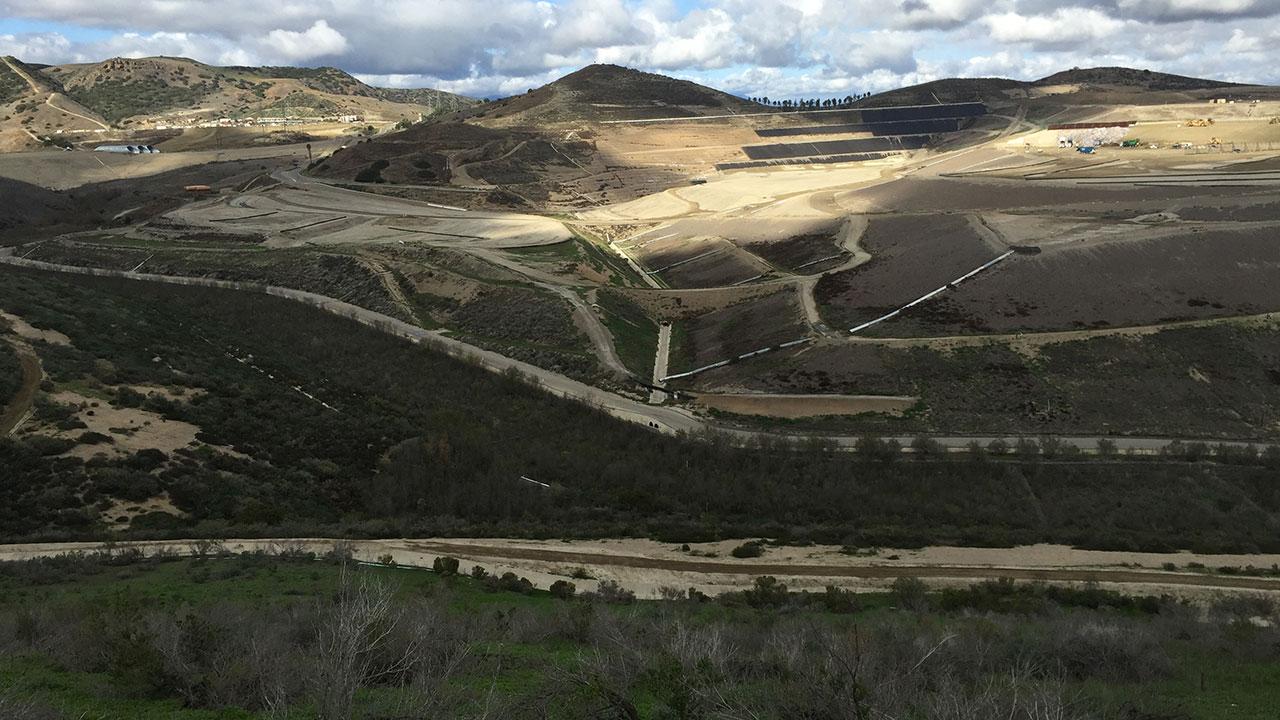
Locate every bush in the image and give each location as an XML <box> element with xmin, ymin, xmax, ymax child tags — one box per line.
<box><xmin>585</xmin><ymin>579</ymin><xmax>635</xmax><ymax>604</ymax></box>
<box><xmin>77</xmin><ymin>431</ymin><xmax>114</xmax><ymax>445</ymax></box>
<box><xmin>891</xmin><ymin>576</ymin><xmax>929</xmax><ymax>611</ymax></box>
<box><xmin>550</xmin><ymin>580</ymin><xmax>576</xmax><ymax>600</ymax></box>
<box><xmin>354</xmin><ymin>159</ymin><xmax>389</xmax><ymax>183</ymax></box>
<box><xmin>484</xmin><ymin>572</ymin><xmax>534</xmax><ymax>594</ymax></box>
<box><xmin>432</xmin><ymin>556</ymin><xmax>460</xmax><ymax>576</ymax></box>
<box><xmin>743</xmin><ymin>576</ymin><xmax>789</xmax><ymax>609</ymax></box>
<box><xmin>816</xmin><ymin>585</ymin><xmax>860</xmax><ymax>614</ymax></box>
<box><xmin>731</xmin><ymin>541</ymin><xmax>765</xmax><ymax>559</ymax></box>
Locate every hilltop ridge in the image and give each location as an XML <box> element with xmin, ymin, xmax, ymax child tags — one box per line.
<box><xmin>458</xmin><ymin>63</ymin><xmax>759</xmax><ymax>125</ymax></box>
<box><xmin>0</xmin><ymin>55</ymin><xmax>476</xmax><ymax>151</ymax></box>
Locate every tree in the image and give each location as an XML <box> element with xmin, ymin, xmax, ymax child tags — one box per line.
<box><xmin>312</xmin><ymin>567</ymin><xmax>419</xmax><ymax>720</ymax></box>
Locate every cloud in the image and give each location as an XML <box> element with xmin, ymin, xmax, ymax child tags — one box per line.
<box><xmin>262</xmin><ymin>20</ymin><xmax>348</xmax><ymax>62</ymax></box>
<box><xmin>0</xmin><ymin>31</ymin><xmax>74</xmax><ymax>62</ymax></box>
<box><xmin>1223</xmin><ymin>26</ymin><xmax>1264</xmax><ymax>51</ymax></box>
<box><xmin>1112</xmin><ymin>0</ymin><xmax>1280</xmax><ymax>22</ymax></box>
<box><xmin>895</xmin><ymin>0</ymin><xmax>992</xmax><ymax>29</ymax></box>
<box><xmin>0</xmin><ymin>0</ymin><xmax>1278</xmax><ymax>98</ymax></box>
<box><xmin>982</xmin><ymin>8</ymin><xmax>1130</xmax><ymax>48</ymax></box>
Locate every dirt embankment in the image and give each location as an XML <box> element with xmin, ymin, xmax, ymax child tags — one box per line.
<box><xmin>695</xmin><ymin>393</ymin><xmax>916</xmax><ymax>418</ymax></box>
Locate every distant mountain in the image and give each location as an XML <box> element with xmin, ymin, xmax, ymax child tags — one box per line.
<box><xmin>0</xmin><ymin>55</ymin><xmax>477</xmax><ymax>151</ymax></box>
<box><xmin>1033</xmin><ymin>67</ymin><xmax>1241</xmax><ymax>91</ymax></box>
<box><xmin>860</xmin><ymin>66</ymin><xmax>1244</xmax><ymax>107</ymax></box>
<box><xmin>459</xmin><ymin>63</ymin><xmax>759</xmax><ymax>124</ymax></box>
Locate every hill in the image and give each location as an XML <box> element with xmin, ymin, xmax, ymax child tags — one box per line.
<box><xmin>312</xmin><ymin>64</ymin><xmax>759</xmax><ymax>203</ymax></box>
<box><xmin>857</xmin><ymin>77</ymin><xmax>1027</xmax><ymax>107</ymax></box>
<box><xmin>859</xmin><ymin>67</ymin><xmax>1242</xmax><ymax>108</ymax></box>
<box><xmin>0</xmin><ymin>55</ymin><xmax>476</xmax><ymax>151</ymax></box>
<box><xmin>311</xmin><ymin>62</ymin><xmax>1272</xmax><ymax>209</ymax></box>
<box><xmin>1033</xmin><ymin>66</ymin><xmax>1241</xmax><ymax>91</ymax></box>
<box><xmin>0</xmin><ymin>177</ymin><xmax>72</xmax><ymax>233</ymax></box>
<box><xmin>43</xmin><ymin>56</ymin><xmax>474</xmax><ymax>124</ymax></box>
<box><xmin>375</xmin><ymin>86</ymin><xmax>474</xmax><ymax>113</ymax></box>
<box><xmin>460</xmin><ymin>63</ymin><xmax>760</xmax><ymax>125</ymax></box>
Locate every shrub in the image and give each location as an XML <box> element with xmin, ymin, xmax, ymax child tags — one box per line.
<box><xmin>77</xmin><ymin>431</ymin><xmax>113</xmax><ymax>445</ymax></box>
<box><xmin>817</xmin><ymin>585</ymin><xmax>860</xmax><ymax>614</ymax></box>
<box><xmin>891</xmin><ymin>576</ymin><xmax>929</xmax><ymax>611</ymax></box>
<box><xmin>550</xmin><ymin>580</ymin><xmax>576</xmax><ymax>600</ymax></box>
<box><xmin>586</xmin><ymin>579</ymin><xmax>635</xmax><ymax>604</ymax></box>
<box><xmin>484</xmin><ymin>572</ymin><xmax>534</xmax><ymax>594</ymax></box>
<box><xmin>743</xmin><ymin>576</ymin><xmax>789</xmax><ymax>609</ymax></box>
<box><xmin>731</xmin><ymin>541</ymin><xmax>765</xmax><ymax>559</ymax></box>
<box><xmin>432</xmin><ymin>556</ymin><xmax>460</xmax><ymax>576</ymax></box>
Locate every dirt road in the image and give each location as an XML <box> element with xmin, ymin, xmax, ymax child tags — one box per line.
<box><xmin>3</xmin><ymin>537</ymin><xmax>1278</xmax><ymax>599</ymax></box>
<box><xmin>843</xmin><ymin>310</ymin><xmax>1280</xmax><ymax>352</ymax></box>
<box><xmin>464</xmin><ymin>247</ymin><xmax>631</xmax><ymax>379</ymax></box>
<box><xmin>406</xmin><ymin>539</ymin><xmax>1280</xmax><ymax>592</ymax></box>
<box><xmin>0</xmin><ymin>337</ymin><xmax>41</xmax><ymax>436</ymax></box>
<box><xmin>4</xmin><ymin>251</ymin><xmax>1278</xmax><ymax>455</ymax></box>
<box><xmin>45</xmin><ymin>93</ymin><xmax>110</xmax><ymax>131</ymax></box>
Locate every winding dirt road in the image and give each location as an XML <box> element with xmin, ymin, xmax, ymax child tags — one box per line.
<box><xmin>2</xmin><ymin>252</ymin><xmax>1276</xmax><ymax>456</ymax></box>
<box><xmin>0</xmin><ymin>338</ymin><xmax>41</xmax><ymax>436</ymax></box>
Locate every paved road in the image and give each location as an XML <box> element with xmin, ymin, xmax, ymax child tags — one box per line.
<box><xmin>3</xmin><ymin>252</ymin><xmax>1276</xmax><ymax>456</ymax></box>
<box><xmin>649</xmin><ymin>322</ymin><xmax>672</xmax><ymax>404</ymax></box>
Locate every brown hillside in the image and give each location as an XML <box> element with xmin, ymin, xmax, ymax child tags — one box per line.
<box><xmin>461</xmin><ymin>64</ymin><xmax>759</xmax><ymax>125</ymax></box>
<box><xmin>33</xmin><ymin>56</ymin><xmax>472</xmax><ymax>126</ymax></box>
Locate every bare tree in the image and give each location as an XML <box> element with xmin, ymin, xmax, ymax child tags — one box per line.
<box><xmin>311</xmin><ymin>565</ymin><xmax>420</xmax><ymax>720</ymax></box>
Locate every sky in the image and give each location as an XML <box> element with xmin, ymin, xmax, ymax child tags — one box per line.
<box><xmin>1</xmin><ymin>0</ymin><xmax>1277</xmax><ymax>99</ymax></box>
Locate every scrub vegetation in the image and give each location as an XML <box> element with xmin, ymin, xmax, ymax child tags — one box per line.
<box><xmin>5</xmin><ymin>266</ymin><xmax>1280</xmax><ymax>553</ymax></box>
<box><xmin>0</xmin><ymin>548</ymin><xmax>1277</xmax><ymax>719</ymax></box>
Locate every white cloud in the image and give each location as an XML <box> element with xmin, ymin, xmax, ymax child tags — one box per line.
<box><xmin>0</xmin><ymin>0</ymin><xmax>1278</xmax><ymax>98</ymax></box>
<box><xmin>262</xmin><ymin>20</ymin><xmax>348</xmax><ymax>62</ymax></box>
<box><xmin>983</xmin><ymin>8</ymin><xmax>1130</xmax><ymax>48</ymax></box>
<box><xmin>1223</xmin><ymin>26</ymin><xmax>1264</xmax><ymax>51</ymax></box>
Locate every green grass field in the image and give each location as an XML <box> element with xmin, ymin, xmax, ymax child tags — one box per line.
<box><xmin>595</xmin><ymin>289</ymin><xmax>659</xmax><ymax>377</ymax></box>
<box><xmin>1</xmin><ymin>552</ymin><xmax>1278</xmax><ymax>719</ymax></box>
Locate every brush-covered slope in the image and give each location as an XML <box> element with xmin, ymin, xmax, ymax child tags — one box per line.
<box><xmin>1033</xmin><ymin>67</ymin><xmax>1241</xmax><ymax>91</ymax></box>
<box><xmin>860</xmin><ymin>66</ymin><xmax>1246</xmax><ymax>109</ymax></box>
<box><xmin>462</xmin><ymin>63</ymin><xmax>759</xmax><ymax>125</ymax></box>
<box><xmin>36</xmin><ymin>57</ymin><xmax>473</xmax><ymax>125</ymax></box>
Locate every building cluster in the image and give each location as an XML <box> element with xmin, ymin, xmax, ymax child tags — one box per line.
<box><xmin>153</xmin><ymin>114</ymin><xmax>363</xmax><ymax>130</ymax></box>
